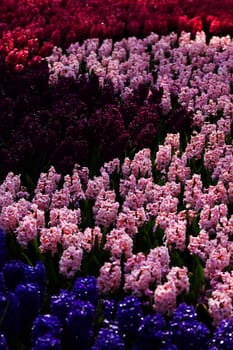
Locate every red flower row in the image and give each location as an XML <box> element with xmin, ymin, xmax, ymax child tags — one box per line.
<box><xmin>0</xmin><ymin>0</ymin><xmax>232</xmax><ymax>70</ymax></box>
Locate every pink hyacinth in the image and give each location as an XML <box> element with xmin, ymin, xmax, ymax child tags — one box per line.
<box><xmin>153</xmin><ymin>280</ymin><xmax>177</xmax><ymax>316</ymax></box>
<box><xmin>59</xmin><ymin>245</ymin><xmax>83</xmax><ymax>278</ymax></box>
<box><xmin>81</xmin><ymin>226</ymin><xmax>103</xmax><ymax>253</ymax></box>
<box><xmin>104</xmin><ymin>228</ymin><xmax>133</xmax><ymax>259</ymax></box>
<box><xmin>208</xmin><ymin>290</ymin><xmax>233</xmax><ymax>326</ymax></box>
<box><xmin>39</xmin><ymin>226</ymin><xmax>62</xmax><ymax>255</ymax></box>
<box><xmin>97</xmin><ymin>260</ymin><xmax>122</xmax><ymax>294</ymax></box>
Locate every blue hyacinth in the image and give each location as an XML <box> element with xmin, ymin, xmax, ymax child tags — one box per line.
<box><xmin>72</xmin><ymin>275</ymin><xmax>98</xmax><ymax>306</ymax></box>
<box><xmin>92</xmin><ymin>322</ymin><xmax>125</xmax><ymax>350</ymax></box>
<box><xmin>16</xmin><ymin>282</ymin><xmax>41</xmax><ymax>326</ymax></box>
<box><xmin>65</xmin><ymin>300</ymin><xmax>95</xmax><ymax>350</ymax></box>
<box><xmin>23</xmin><ymin>261</ymin><xmax>46</xmax><ymax>301</ymax></box>
<box><xmin>134</xmin><ymin>313</ymin><xmax>166</xmax><ymax>350</ymax></box>
<box><xmin>31</xmin><ymin>314</ymin><xmax>63</xmax><ymax>348</ymax></box>
<box><xmin>101</xmin><ymin>298</ymin><xmax>115</xmax><ymax>321</ymax></box>
<box><xmin>2</xmin><ymin>260</ymin><xmax>25</xmax><ymax>291</ymax></box>
<box><xmin>51</xmin><ymin>290</ymin><xmax>75</xmax><ymax>323</ymax></box>
<box><xmin>209</xmin><ymin>318</ymin><xmax>233</xmax><ymax>349</ymax></box>
<box><xmin>169</xmin><ymin>303</ymin><xmax>210</xmax><ymax>350</ymax></box>
<box><xmin>116</xmin><ymin>296</ymin><xmax>143</xmax><ymax>338</ymax></box>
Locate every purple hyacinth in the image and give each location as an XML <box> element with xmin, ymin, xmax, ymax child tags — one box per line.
<box><xmin>72</xmin><ymin>275</ymin><xmax>98</xmax><ymax>306</ymax></box>
<box><xmin>209</xmin><ymin>318</ymin><xmax>233</xmax><ymax>350</ymax></box>
<box><xmin>169</xmin><ymin>303</ymin><xmax>210</xmax><ymax>350</ymax></box>
<box><xmin>2</xmin><ymin>260</ymin><xmax>25</xmax><ymax>291</ymax></box>
<box><xmin>134</xmin><ymin>313</ymin><xmax>166</xmax><ymax>350</ymax></box>
<box><xmin>92</xmin><ymin>322</ymin><xmax>125</xmax><ymax>350</ymax></box>
<box><xmin>32</xmin><ymin>314</ymin><xmax>63</xmax><ymax>348</ymax></box>
<box><xmin>65</xmin><ymin>300</ymin><xmax>95</xmax><ymax>350</ymax></box>
<box><xmin>116</xmin><ymin>296</ymin><xmax>143</xmax><ymax>338</ymax></box>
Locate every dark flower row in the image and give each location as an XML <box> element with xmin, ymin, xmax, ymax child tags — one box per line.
<box><xmin>0</xmin><ymin>0</ymin><xmax>233</xmax><ymax>69</ymax></box>
<box><xmin>0</xmin><ymin>60</ymin><xmax>193</xmax><ymax>185</ymax></box>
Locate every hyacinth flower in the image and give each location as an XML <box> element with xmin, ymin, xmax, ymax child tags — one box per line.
<box><xmin>51</xmin><ymin>290</ymin><xmax>75</xmax><ymax>324</ymax></box>
<box><xmin>116</xmin><ymin>296</ymin><xmax>143</xmax><ymax>347</ymax></box>
<box><xmin>168</xmin><ymin>302</ymin><xmax>210</xmax><ymax>350</ymax></box>
<box><xmin>31</xmin><ymin>314</ymin><xmax>63</xmax><ymax>349</ymax></box>
<box><xmin>72</xmin><ymin>275</ymin><xmax>98</xmax><ymax>307</ymax></box>
<box><xmin>100</xmin><ymin>299</ymin><xmax>115</xmax><ymax>321</ymax></box>
<box><xmin>15</xmin><ymin>283</ymin><xmax>41</xmax><ymax>331</ymax></box>
<box><xmin>92</xmin><ymin>322</ymin><xmax>125</xmax><ymax>350</ymax></box>
<box><xmin>2</xmin><ymin>260</ymin><xmax>25</xmax><ymax>291</ymax></box>
<box><xmin>134</xmin><ymin>313</ymin><xmax>167</xmax><ymax>350</ymax></box>
<box><xmin>65</xmin><ymin>300</ymin><xmax>95</xmax><ymax>350</ymax></box>
<box><xmin>209</xmin><ymin>318</ymin><xmax>233</xmax><ymax>350</ymax></box>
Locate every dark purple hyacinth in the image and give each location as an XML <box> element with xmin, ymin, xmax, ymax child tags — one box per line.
<box><xmin>72</xmin><ymin>276</ymin><xmax>98</xmax><ymax>306</ymax></box>
<box><xmin>31</xmin><ymin>314</ymin><xmax>63</xmax><ymax>348</ymax></box>
<box><xmin>116</xmin><ymin>296</ymin><xmax>143</xmax><ymax>338</ymax></box>
<box><xmin>128</xmin><ymin>104</ymin><xmax>160</xmax><ymax>149</ymax></box>
<box><xmin>134</xmin><ymin>313</ymin><xmax>167</xmax><ymax>350</ymax></box>
<box><xmin>92</xmin><ymin>322</ymin><xmax>125</xmax><ymax>350</ymax></box>
<box><xmin>169</xmin><ymin>303</ymin><xmax>210</xmax><ymax>350</ymax></box>
<box><xmin>209</xmin><ymin>318</ymin><xmax>233</xmax><ymax>350</ymax></box>
<box><xmin>65</xmin><ymin>300</ymin><xmax>95</xmax><ymax>350</ymax></box>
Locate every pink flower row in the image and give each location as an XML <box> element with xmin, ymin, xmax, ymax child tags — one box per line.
<box><xmin>0</xmin><ymin>127</ymin><xmax>233</xmax><ymax>324</ymax></box>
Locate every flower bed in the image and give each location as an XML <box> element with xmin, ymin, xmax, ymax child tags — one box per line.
<box><xmin>0</xmin><ymin>0</ymin><xmax>233</xmax><ymax>349</ymax></box>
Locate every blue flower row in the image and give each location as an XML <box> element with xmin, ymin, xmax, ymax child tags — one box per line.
<box><xmin>0</xmin><ymin>229</ymin><xmax>233</xmax><ymax>349</ymax></box>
